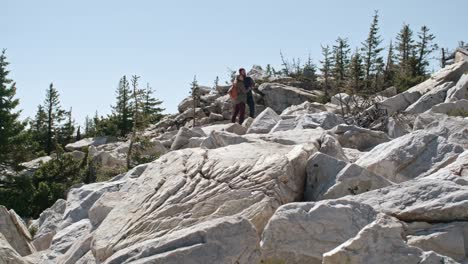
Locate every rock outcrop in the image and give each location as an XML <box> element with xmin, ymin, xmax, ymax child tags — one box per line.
<box><xmin>30</xmin><ymin>199</ymin><xmax>66</xmax><ymax>251</ymax></box>
<box><xmin>7</xmin><ymin>63</ymin><xmax>468</xmax><ymax>264</ymax></box>
<box><xmin>52</xmin><ymin>141</ymin><xmax>315</xmax><ymax>263</ymax></box>
<box><xmin>331</xmin><ymin>124</ymin><xmax>391</xmax><ymax>151</ymax></box>
<box><xmin>356</xmin><ymin>130</ymin><xmax>464</xmax><ymax>183</ymax></box>
<box><xmin>261</xmin><ymin>200</ymin><xmax>378</xmax><ymax>264</ymax></box>
<box><xmin>258</xmin><ymin>83</ymin><xmax>323</xmax><ymax>113</ymax></box>
<box><xmin>246</xmin><ymin>107</ymin><xmax>281</xmax><ymax>134</ymax></box>
<box><xmin>0</xmin><ymin>206</ymin><xmax>35</xmax><ymax>256</ymax></box>
<box><xmin>322</xmin><ymin>214</ymin><xmax>457</xmax><ymax>264</ymax></box>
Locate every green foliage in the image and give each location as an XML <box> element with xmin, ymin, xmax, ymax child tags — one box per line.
<box><xmin>332</xmin><ymin>37</ymin><xmax>351</xmax><ymax>88</ymax></box>
<box><xmin>29</xmin><ymin>225</ymin><xmax>38</xmax><ymax>239</ymax></box>
<box><xmin>276</xmin><ymin>52</ymin><xmax>319</xmax><ymax>90</ymax></box>
<box><xmin>415</xmin><ymin>25</ymin><xmax>438</xmax><ymax>76</ymax></box>
<box><xmin>94</xmin><ymin>166</ymin><xmax>127</xmax><ymax>183</ymax></box>
<box><xmin>30</xmin><ymin>105</ymin><xmax>48</xmax><ymax>154</ymax></box>
<box><xmin>0</xmin><ymin>49</ymin><xmax>28</xmax><ymax>168</ymax></box>
<box><xmin>260</xmin><ymin>259</ymin><xmax>286</xmax><ymax>264</ymax></box>
<box><xmin>0</xmin><ymin>145</ymin><xmax>89</xmax><ymax>218</ymax></box>
<box><xmin>112</xmin><ymin>76</ymin><xmax>134</xmax><ymax>137</ymax></box>
<box><xmin>447</xmin><ymin>109</ymin><xmax>468</xmax><ymax>118</ymax></box>
<box><xmin>138</xmin><ymin>83</ymin><xmax>165</xmax><ymax>127</ymax></box>
<box><xmin>43</xmin><ymin>83</ymin><xmax>66</xmax><ymax>155</ymax></box>
<box><xmin>347</xmin><ymin>49</ymin><xmax>365</xmax><ymax>94</ymax></box>
<box><xmin>132</xmin><ymin>136</ymin><xmax>161</xmax><ymax>166</ymax></box>
<box><xmin>394</xmin><ymin>24</ymin><xmax>437</xmax><ymax>91</ymax></box>
<box><xmin>361</xmin><ymin>10</ymin><xmax>384</xmax><ymax>92</ymax></box>
<box><xmin>303</xmin><ymin>54</ymin><xmax>318</xmax><ymax>83</ymax></box>
<box><xmin>190</xmin><ymin>76</ymin><xmax>201</xmax><ymax>127</ymax></box>
<box><xmin>320</xmin><ymin>45</ymin><xmax>333</xmax><ymax>96</ymax></box>
<box><xmin>58</xmin><ymin>108</ymin><xmax>76</xmax><ymax>148</ymax></box>
<box><xmin>383</xmin><ymin>41</ymin><xmax>397</xmax><ymax>87</ymax></box>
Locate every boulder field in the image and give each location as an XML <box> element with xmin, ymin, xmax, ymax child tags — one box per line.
<box><xmin>2</xmin><ymin>63</ymin><xmax>468</xmax><ymax>263</ymax></box>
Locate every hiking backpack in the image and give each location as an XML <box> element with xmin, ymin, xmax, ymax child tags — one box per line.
<box><xmin>228</xmin><ymin>83</ymin><xmax>238</xmax><ymax>101</ymax></box>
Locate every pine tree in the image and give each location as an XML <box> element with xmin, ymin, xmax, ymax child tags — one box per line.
<box><xmin>440</xmin><ymin>48</ymin><xmax>447</xmax><ymax>68</ymax></box>
<box><xmin>383</xmin><ymin>41</ymin><xmax>397</xmax><ymax>87</ymax></box>
<box><xmin>126</xmin><ymin>75</ymin><xmax>140</xmax><ymax>169</ymax></box>
<box><xmin>190</xmin><ymin>76</ymin><xmax>201</xmax><ymax>127</ymax></box>
<box><xmin>361</xmin><ymin>10</ymin><xmax>384</xmax><ymax>92</ymax></box>
<box><xmin>395</xmin><ymin>24</ymin><xmax>420</xmax><ymax>90</ymax></box>
<box><xmin>415</xmin><ymin>25</ymin><xmax>438</xmax><ymax>76</ymax></box>
<box><xmin>395</xmin><ymin>24</ymin><xmax>415</xmax><ymax>74</ymax></box>
<box><xmin>332</xmin><ymin>37</ymin><xmax>351</xmax><ymax>88</ymax></box>
<box><xmin>347</xmin><ymin>49</ymin><xmax>365</xmax><ymax>94</ymax></box>
<box><xmin>0</xmin><ymin>49</ymin><xmax>26</xmax><ymax>168</ymax></box>
<box><xmin>280</xmin><ymin>51</ymin><xmax>291</xmax><ymax>76</ymax></box>
<box><xmin>84</xmin><ymin>115</ymin><xmax>95</xmax><ymax>137</ymax></box>
<box><xmin>139</xmin><ymin>83</ymin><xmax>165</xmax><ymax>126</ymax></box>
<box><xmin>43</xmin><ymin>83</ymin><xmax>65</xmax><ymax>155</ymax></box>
<box><xmin>59</xmin><ymin>108</ymin><xmax>75</xmax><ymax>147</ymax></box>
<box><xmin>303</xmin><ymin>54</ymin><xmax>318</xmax><ymax>83</ymax></box>
<box><xmin>213</xmin><ymin>76</ymin><xmax>219</xmax><ymax>91</ymax></box>
<box><xmin>30</xmin><ymin>105</ymin><xmax>48</xmax><ymax>154</ymax></box>
<box><xmin>76</xmin><ymin>126</ymin><xmax>81</xmax><ymax>141</ymax></box>
<box><xmin>112</xmin><ymin>76</ymin><xmax>133</xmax><ymax>137</ymax></box>
<box><xmin>266</xmin><ymin>64</ymin><xmax>273</xmax><ymax>77</ymax></box>
<box><xmin>320</xmin><ymin>45</ymin><xmax>333</xmax><ymax>97</ymax></box>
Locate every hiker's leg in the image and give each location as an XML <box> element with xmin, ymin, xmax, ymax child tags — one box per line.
<box><xmin>231</xmin><ymin>103</ymin><xmax>240</xmax><ymax>123</ymax></box>
<box><xmin>239</xmin><ymin>103</ymin><xmax>246</xmax><ymax>125</ymax></box>
<box><xmin>247</xmin><ymin>95</ymin><xmax>255</xmax><ymax>118</ymax></box>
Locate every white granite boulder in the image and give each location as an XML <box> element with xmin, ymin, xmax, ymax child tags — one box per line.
<box><xmin>246</xmin><ymin>107</ymin><xmax>281</xmax><ymax>134</ymax></box>
<box><xmin>331</xmin><ymin>124</ymin><xmax>391</xmax><ymax>151</ymax></box>
<box><xmin>322</xmin><ymin>214</ymin><xmax>458</xmax><ymax>264</ymax></box>
<box><xmin>258</xmin><ymin>83</ymin><xmax>323</xmax><ymax>113</ymax></box>
<box><xmin>261</xmin><ymin>200</ymin><xmax>377</xmax><ymax>264</ymax></box>
<box><xmin>405</xmin><ymin>82</ymin><xmax>455</xmax><ymax>114</ymax></box>
<box><xmin>30</xmin><ymin>199</ymin><xmax>66</xmax><ymax>251</ymax></box>
<box><xmin>445</xmin><ymin>73</ymin><xmax>468</xmax><ymax>102</ymax></box>
<box><xmin>356</xmin><ymin>130</ymin><xmax>464</xmax><ymax>183</ymax></box>
<box><xmin>0</xmin><ymin>206</ymin><xmax>35</xmax><ymax>256</ymax></box>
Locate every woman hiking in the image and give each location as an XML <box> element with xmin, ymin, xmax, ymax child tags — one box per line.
<box><xmin>231</xmin><ymin>68</ymin><xmax>248</xmax><ymax>124</ymax></box>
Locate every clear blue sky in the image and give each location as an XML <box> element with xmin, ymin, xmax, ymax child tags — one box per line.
<box><xmin>3</xmin><ymin>0</ymin><xmax>466</xmax><ymax>126</ymax></box>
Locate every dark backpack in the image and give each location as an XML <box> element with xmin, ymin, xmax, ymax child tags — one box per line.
<box><xmin>244</xmin><ymin>77</ymin><xmax>254</xmax><ymax>88</ymax></box>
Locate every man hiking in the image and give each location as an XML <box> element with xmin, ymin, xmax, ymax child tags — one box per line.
<box><xmin>230</xmin><ymin>68</ymin><xmax>248</xmax><ymax>124</ymax></box>
<box><xmin>242</xmin><ymin>69</ymin><xmax>256</xmax><ymax>118</ymax></box>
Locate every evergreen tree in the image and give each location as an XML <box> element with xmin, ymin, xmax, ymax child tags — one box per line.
<box><xmin>76</xmin><ymin>126</ymin><xmax>81</xmax><ymax>141</ymax></box>
<box><xmin>126</xmin><ymin>75</ymin><xmax>140</xmax><ymax>169</ymax></box>
<box><xmin>415</xmin><ymin>25</ymin><xmax>438</xmax><ymax>76</ymax></box>
<box><xmin>266</xmin><ymin>64</ymin><xmax>273</xmax><ymax>77</ymax></box>
<box><xmin>383</xmin><ymin>41</ymin><xmax>397</xmax><ymax>87</ymax></box>
<box><xmin>395</xmin><ymin>24</ymin><xmax>415</xmax><ymax>73</ymax></box>
<box><xmin>84</xmin><ymin>115</ymin><xmax>95</xmax><ymax>137</ymax></box>
<box><xmin>30</xmin><ymin>105</ymin><xmax>48</xmax><ymax>154</ymax></box>
<box><xmin>361</xmin><ymin>10</ymin><xmax>384</xmax><ymax>92</ymax></box>
<box><xmin>59</xmin><ymin>108</ymin><xmax>75</xmax><ymax>147</ymax></box>
<box><xmin>347</xmin><ymin>49</ymin><xmax>365</xmax><ymax>94</ymax></box>
<box><xmin>303</xmin><ymin>54</ymin><xmax>318</xmax><ymax>83</ymax></box>
<box><xmin>395</xmin><ymin>24</ymin><xmax>420</xmax><ymax>90</ymax></box>
<box><xmin>280</xmin><ymin>51</ymin><xmax>291</xmax><ymax>76</ymax></box>
<box><xmin>319</xmin><ymin>45</ymin><xmax>333</xmax><ymax>97</ymax></box>
<box><xmin>43</xmin><ymin>83</ymin><xmax>65</xmax><ymax>155</ymax></box>
<box><xmin>213</xmin><ymin>76</ymin><xmax>219</xmax><ymax>91</ymax></box>
<box><xmin>332</xmin><ymin>37</ymin><xmax>351</xmax><ymax>88</ymax></box>
<box><xmin>139</xmin><ymin>83</ymin><xmax>165</xmax><ymax>126</ymax></box>
<box><xmin>0</xmin><ymin>49</ymin><xmax>26</xmax><ymax>168</ymax></box>
<box><xmin>190</xmin><ymin>76</ymin><xmax>201</xmax><ymax>127</ymax></box>
<box><xmin>440</xmin><ymin>48</ymin><xmax>447</xmax><ymax>68</ymax></box>
<box><xmin>112</xmin><ymin>76</ymin><xmax>133</xmax><ymax>137</ymax></box>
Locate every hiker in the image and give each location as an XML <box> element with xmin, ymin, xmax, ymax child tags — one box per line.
<box><xmin>243</xmin><ymin>69</ymin><xmax>256</xmax><ymax>118</ymax></box>
<box><xmin>230</xmin><ymin>68</ymin><xmax>248</xmax><ymax>124</ymax></box>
